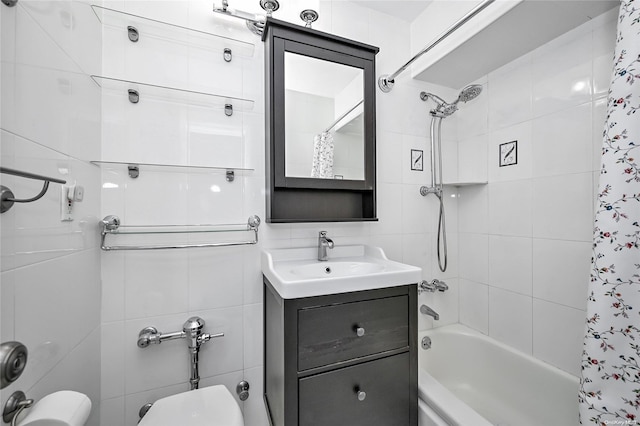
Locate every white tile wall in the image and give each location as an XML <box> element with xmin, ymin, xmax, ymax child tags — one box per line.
<box><xmin>97</xmin><ymin>1</ymin><xmax>448</xmax><ymax>424</ymax></box>
<box><xmin>1</xmin><ymin>1</ymin><xmax>102</xmax><ymax>425</ymax></box>
<box><xmin>0</xmin><ymin>0</ymin><xmax>610</xmax><ymax>422</ymax></box>
<box><xmin>456</xmin><ymin>7</ymin><xmax>617</xmax><ymax>378</ymax></box>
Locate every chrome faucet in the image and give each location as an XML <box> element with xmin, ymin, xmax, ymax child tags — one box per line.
<box><xmin>419</xmin><ymin>279</ymin><xmax>449</xmax><ymax>293</ymax></box>
<box><xmin>420</xmin><ymin>304</ymin><xmax>439</xmax><ymax>320</ymax></box>
<box><xmin>317</xmin><ymin>231</ymin><xmax>334</xmax><ymax>261</ymax></box>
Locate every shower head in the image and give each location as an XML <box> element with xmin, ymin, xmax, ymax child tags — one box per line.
<box><xmin>420</xmin><ymin>84</ymin><xmax>483</xmax><ymax>117</ymax></box>
<box><xmin>457</xmin><ymin>84</ymin><xmax>482</xmax><ymax>103</ymax></box>
<box><xmin>420</xmin><ymin>91</ymin><xmax>458</xmax><ymax>117</ymax></box>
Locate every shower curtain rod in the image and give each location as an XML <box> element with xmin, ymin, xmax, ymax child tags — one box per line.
<box><xmin>324</xmin><ymin>99</ymin><xmax>363</xmax><ymax>133</ymax></box>
<box><xmin>378</xmin><ymin>0</ymin><xmax>495</xmax><ymax>93</ymax></box>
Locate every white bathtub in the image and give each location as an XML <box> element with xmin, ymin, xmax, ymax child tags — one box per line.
<box><xmin>418</xmin><ymin>324</ymin><xmax>580</xmax><ymax>426</ymax></box>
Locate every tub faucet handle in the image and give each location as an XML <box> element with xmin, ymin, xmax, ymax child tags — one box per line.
<box><xmin>419</xmin><ymin>279</ymin><xmax>448</xmax><ymax>293</ymax></box>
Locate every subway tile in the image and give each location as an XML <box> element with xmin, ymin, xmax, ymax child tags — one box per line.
<box><xmin>488</xmin><ymin>179</ymin><xmax>533</xmax><ymax>237</ymax></box>
<box><xmin>458</xmin><ymin>184</ymin><xmax>488</xmax><ymax>234</ymax></box>
<box><xmin>488</xmin><ymin>235</ymin><xmax>532</xmax><ymax>296</ymax></box>
<box><xmin>458</xmin><ymin>233</ymin><xmax>488</xmax><ymax>284</ymax></box>
<box><xmin>489</xmin><ymin>287</ymin><xmax>533</xmax><ymax>355</ymax></box>
<box><xmin>188</xmin><ymin>247</ymin><xmax>244</xmax><ymax>311</ymax></box>
<box><xmin>374</xmin><ymin>183</ymin><xmax>403</xmax><ymax>235</ymax></box>
<box><xmin>101</xmin><ymin>251</ymin><xmax>125</xmax><ymax>323</ymax></box>
<box><xmin>533</xmin><ymin>299</ymin><xmax>585</xmax><ymax>377</ymax></box>
<box><xmin>100</xmin><ymin>397</ymin><xmax>125</xmax><ymax>426</ymax></box>
<box><xmin>243</xmin><ymin>303</ymin><xmax>263</xmax><ymax>370</ymax></box>
<box><xmin>532</xmin><ymin>238</ymin><xmax>590</xmax><ymax>310</ymax></box>
<box><xmin>459</xmin><ymin>279</ymin><xmax>489</xmax><ymax>335</ymax></box>
<box><xmin>186</xmin><ymin>172</ymin><xmax>244</xmax><ymax>225</ymax></box>
<box><xmin>13</xmin><ymin>250</ymin><xmax>100</xmax><ymax>392</ymax></box>
<box><xmin>458</xmin><ymin>134</ymin><xmax>488</xmax><ymax>184</ymax></box>
<box><xmin>101</xmin><ymin>322</ymin><xmax>125</xmax><ymax>400</ymax></box>
<box><xmin>532</xmin><ymin>103</ymin><xmax>593</xmax><ymax>178</ymax></box>
<box><xmin>401</xmin><ymin>233</ymin><xmax>430</xmax><ymax>277</ymax></box>
<box><xmin>532</xmin><ymin>25</ymin><xmax>592</xmax><ymax>117</ymax></box>
<box><xmin>124</xmin><ymin>250</ymin><xmax>189</xmax><ymax>319</ymax></box>
<box><xmin>488</xmin><ymin>53</ymin><xmax>533</xmax><ymax>131</ymax></box>
<box><xmin>532</xmin><ymin>173</ymin><xmax>594</xmax><ymax>241</ymax></box>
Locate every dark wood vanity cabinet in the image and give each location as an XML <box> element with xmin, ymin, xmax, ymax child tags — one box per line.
<box><xmin>263</xmin><ymin>280</ymin><xmax>418</xmax><ymax>426</ymax></box>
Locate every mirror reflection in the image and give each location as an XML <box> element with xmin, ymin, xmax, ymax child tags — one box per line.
<box><xmin>284</xmin><ymin>52</ymin><xmax>365</xmax><ymax>181</ymax></box>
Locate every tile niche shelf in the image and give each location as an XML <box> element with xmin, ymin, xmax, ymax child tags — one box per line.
<box><xmin>91</xmin><ymin>76</ymin><xmax>254</xmax><ymax>112</ymax></box>
<box><xmin>90</xmin><ymin>5</ymin><xmax>255</xmax><ymax>58</ymax></box>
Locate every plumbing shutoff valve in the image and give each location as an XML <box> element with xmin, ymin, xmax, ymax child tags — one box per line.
<box><xmin>137</xmin><ymin>317</ymin><xmax>224</xmax><ymax>391</ymax></box>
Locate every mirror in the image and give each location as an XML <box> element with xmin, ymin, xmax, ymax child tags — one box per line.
<box><xmin>284</xmin><ymin>52</ymin><xmax>365</xmax><ymax>181</ymax></box>
<box><xmin>264</xmin><ymin>18</ymin><xmax>379</xmax><ymax>222</ymax></box>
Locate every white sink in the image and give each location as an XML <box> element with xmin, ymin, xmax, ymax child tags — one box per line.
<box><xmin>262</xmin><ymin>245</ymin><xmax>422</xmax><ymax>299</ymax></box>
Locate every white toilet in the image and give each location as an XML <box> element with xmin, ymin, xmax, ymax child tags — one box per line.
<box><xmin>137</xmin><ymin>385</ymin><xmax>244</xmax><ymax>426</ymax></box>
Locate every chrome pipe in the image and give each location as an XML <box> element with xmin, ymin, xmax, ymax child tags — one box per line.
<box><xmin>378</xmin><ymin>0</ymin><xmax>495</xmax><ymax>92</ymax></box>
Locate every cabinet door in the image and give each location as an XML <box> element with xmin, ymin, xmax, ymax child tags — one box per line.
<box><xmin>298</xmin><ymin>295</ymin><xmax>409</xmax><ymax>370</ymax></box>
<box><xmin>298</xmin><ymin>353</ymin><xmax>411</xmax><ymax>426</ymax></box>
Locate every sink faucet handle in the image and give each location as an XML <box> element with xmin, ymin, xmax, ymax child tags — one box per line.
<box><xmin>317</xmin><ymin>231</ymin><xmax>334</xmax><ymax>261</ymax></box>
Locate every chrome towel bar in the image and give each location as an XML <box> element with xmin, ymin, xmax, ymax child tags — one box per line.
<box><xmin>0</xmin><ymin>167</ymin><xmax>67</xmax><ymax>213</ymax></box>
<box><xmin>99</xmin><ymin>215</ymin><xmax>261</xmax><ymax>251</ymax></box>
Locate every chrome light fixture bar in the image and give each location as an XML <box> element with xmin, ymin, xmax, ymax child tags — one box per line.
<box><xmin>378</xmin><ymin>0</ymin><xmax>495</xmax><ymax>93</ymax></box>
<box><xmin>212</xmin><ymin>0</ymin><xmax>279</xmax><ymax>36</ymax></box>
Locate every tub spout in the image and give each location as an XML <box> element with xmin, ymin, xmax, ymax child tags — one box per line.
<box><xmin>420</xmin><ymin>304</ymin><xmax>439</xmax><ymax>320</ymax></box>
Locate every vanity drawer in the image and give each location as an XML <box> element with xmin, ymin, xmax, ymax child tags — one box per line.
<box><xmin>298</xmin><ymin>352</ymin><xmax>411</xmax><ymax>426</ymax></box>
<box><xmin>298</xmin><ymin>295</ymin><xmax>408</xmax><ymax>371</ymax></box>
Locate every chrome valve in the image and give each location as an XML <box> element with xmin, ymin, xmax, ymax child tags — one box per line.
<box><xmin>137</xmin><ymin>317</ymin><xmax>224</xmax><ymax>390</ymax></box>
<box><xmin>418</xmin><ymin>279</ymin><xmax>448</xmax><ymax>293</ymax></box>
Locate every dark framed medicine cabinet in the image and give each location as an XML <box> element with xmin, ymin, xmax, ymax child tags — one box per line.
<box><xmin>263</xmin><ymin>18</ymin><xmax>379</xmax><ymax>223</ymax></box>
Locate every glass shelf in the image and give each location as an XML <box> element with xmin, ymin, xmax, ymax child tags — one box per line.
<box><xmin>91</xmin><ymin>161</ymin><xmax>254</xmax><ymax>174</ymax></box>
<box><xmin>91</xmin><ymin>5</ymin><xmax>255</xmax><ymax>58</ymax></box>
<box><xmin>91</xmin><ymin>76</ymin><xmax>254</xmax><ymax>112</ymax></box>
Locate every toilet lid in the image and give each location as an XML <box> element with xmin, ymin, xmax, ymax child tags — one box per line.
<box><xmin>138</xmin><ymin>385</ymin><xmax>244</xmax><ymax>426</ymax></box>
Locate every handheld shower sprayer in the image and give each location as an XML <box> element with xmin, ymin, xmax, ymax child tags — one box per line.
<box><xmin>419</xmin><ymin>84</ymin><xmax>483</xmax><ymax>272</ymax></box>
<box><xmin>420</xmin><ymin>84</ymin><xmax>483</xmax><ymax>117</ymax></box>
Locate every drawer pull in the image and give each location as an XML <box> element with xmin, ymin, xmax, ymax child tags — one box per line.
<box><xmin>357</xmin><ymin>390</ymin><xmax>366</xmax><ymax>401</ymax></box>
<box><xmin>355</xmin><ymin>326</ymin><xmax>365</xmax><ymax>337</ymax></box>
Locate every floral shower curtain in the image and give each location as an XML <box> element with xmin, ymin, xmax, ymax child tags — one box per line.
<box><xmin>311</xmin><ymin>131</ymin><xmax>334</xmax><ymax>178</ymax></box>
<box><xmin>579</xmin><ymin>0</ymin><xmax>640</xmax><ymax>424</ymax></box>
